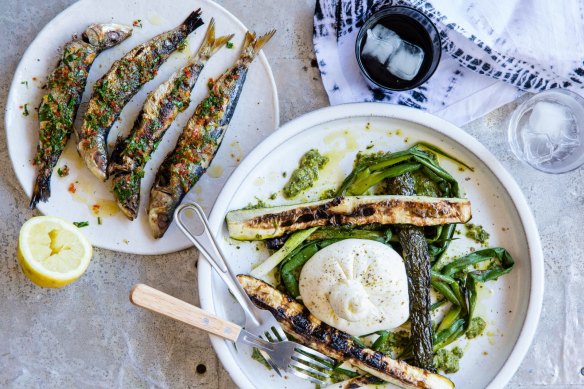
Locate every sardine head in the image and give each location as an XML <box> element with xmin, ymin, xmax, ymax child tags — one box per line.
<box><xmin>83</xmin><ymin>23</ymin><xmax>133</xmax><ymax>50</ymax></box>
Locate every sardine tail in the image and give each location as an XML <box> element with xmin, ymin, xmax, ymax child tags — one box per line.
<box><xmin>195</xmin><ymin>18</ymin><xmax>233</xmax><ymax>60</ymax></box>
<box><xmin>252</xmin><ymin>29</ymin><xmax>276</xmax><ymax>55</ymax></box>
<box><xmin>241</xmin><ymin>30</ymin><xmax>276</xmax><ymax>60</ymax></box>
<box><xmin>29</xmin><ymin>174</ymin><xmax>50</xmax><ymax>209</ymax></box>
<box><xmin>242</xmin><ymin>31</ymin><xmax>256</xmax><ymax>52</ymax></box>
<box><xmin>183</xmin><ymin>8</ymin><xmax>204</xmax><ymax>33</ymax></box>
<box><xmin>212</xmin><ymin>33</ymin><xmax>235</xmax><ymax>53</ymax></box>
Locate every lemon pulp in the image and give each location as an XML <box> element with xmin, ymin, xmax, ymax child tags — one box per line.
<box><xmin>18</xmin><ymin>216</ymin><xmax>92</xmax><ymax>288</ymax></box>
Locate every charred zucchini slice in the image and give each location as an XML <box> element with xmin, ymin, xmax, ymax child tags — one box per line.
<box><xmin>226</xmin><ymin>195</ymin><xmax>471</xmax><ymax>240</ymax></box>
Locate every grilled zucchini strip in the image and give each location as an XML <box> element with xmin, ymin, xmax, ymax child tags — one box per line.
<box><xmin>226</xmin><ymin>195</ymin><xmax>471</xmax><ymax>240</ymax></box>
<box><xmin>237</xmin><ymin>275</ymin><xmax>454</xmax><ymax>389</ymax></box>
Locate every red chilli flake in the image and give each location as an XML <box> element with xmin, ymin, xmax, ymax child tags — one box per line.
<box><xmin>68</xmin><ymin>183</ymin><xmax>77</xmax><ymax>193</ymax></box>
<box><xmin>92</xmin><ymin>204</ymin><xmax>101</xmax><ymax>215</ymax></box>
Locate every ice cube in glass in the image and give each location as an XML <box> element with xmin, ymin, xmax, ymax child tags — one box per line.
<box><xmin>386</xmin><ymin>40</ymin><xmax>425</xmax><ymax>81</ymax></box>
<box><xmin>507</xmin><ymin>89</ymin><xmax>584</xmax><ymax>173</ymax></box>
<box><xmin>361</xmin><ymin>25</ymin><xmax>401</xmax><ymax>65</ymax></box>
<box><xmin>528</xmin><ymin>101</ymin><xmax>578</xmax><ymax>145</ymax></box>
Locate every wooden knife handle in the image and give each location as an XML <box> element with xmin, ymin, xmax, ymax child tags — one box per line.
<box><xmin>130</xmin><ymin>284</ymin><xmax>241</xmax><ymax>342</ymax></box>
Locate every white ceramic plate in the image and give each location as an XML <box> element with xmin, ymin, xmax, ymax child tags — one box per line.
<box><xmin>200</xmin><ymin>103</ymin><xmax>544</xmax><ymax>389</ymax></box>
<box><xmin>5</xmin><ymin>0</ymin><xmax>278</xmax><ymax>254</ymax></box>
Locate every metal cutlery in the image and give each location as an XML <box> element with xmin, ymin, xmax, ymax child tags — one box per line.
<box><xmin>130</xmin><ymin>284</ymin><xmax>333</xmax><ymax>385</ymax></box>
<box><xmin>174</xmin><ymin>202</ymin><xmax>334</xmax><ymax>384</ymax></box>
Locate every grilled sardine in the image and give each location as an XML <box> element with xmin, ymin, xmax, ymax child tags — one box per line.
<box><xmin>29</xmin><ymin>23</ymin><xmax>132</xmax><ymax>209</ymax></box>
<box><xmin>226</xmin><ymin>195</ymin><xmax>472</xmax><ymax>240</ymax></box>
<box><xmin>108</xmin><ymin>20</ymin><xmax>233</xmax><ymax>219</ymax></box>
<box><xmin>237</xmin><ymin>275</ymin><xmax>454</xmax><ymax>389</ymax></box>
<box><xmin>148</xmin><ymin>30</ymin><xmax>275</xmax><ymax>238</ymax></box>
<box><xmin>76</xmin><ymin>9</ymin><xmax>204</xmax><ymax>181</ymax></box>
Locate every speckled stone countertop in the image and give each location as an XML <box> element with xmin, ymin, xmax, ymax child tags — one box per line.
<box><xmin>1</xmin><ymin>1</ymin><xmax>583</xmax><ymax>388</ymax></box>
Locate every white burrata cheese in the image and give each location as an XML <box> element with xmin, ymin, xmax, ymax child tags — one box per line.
<box><xmin>299</xmin><ymin>239</ymin><xmax>409</xmax><ymax>336</ymax></box>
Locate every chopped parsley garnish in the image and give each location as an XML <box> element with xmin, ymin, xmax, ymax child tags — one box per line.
<box><xmin>63</xmin><ymin>49</ymin><xmax>81</xmax><ymax>67</ymax></box>
<box><xmin>21</xmin><ymin>81</ymin><xmax>28</xmax><ymax>88</ymax></box>
<box><xmin>22</xmin><ymin>104</ymin><xmax>29</xmax><ymax>116</ymax></box>
<box><xmin>198</xmin><ymin>92</ymin><xmax>224</xmax><ymax>117</ymax></box>
<box><xmin>97</xmin><ymin>217</ymin><xmax>102</xmax><ymax>225</ymax></box>
<box><xmin>73</xmin><ymin>221</ymin><xmax>89</xmax><ymax>228</ymax></box>
<box><xmin>226</xmin><ymin>41</ymin><xmax>234</xmax><ymax>49</ymax></box>
<box><xmin>57</xmin><ymin>165</ymin><xmax>70</xmax><ymax>177</ymax></box>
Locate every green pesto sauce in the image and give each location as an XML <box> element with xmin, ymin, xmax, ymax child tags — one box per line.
<box><xmin>283</xmin><ymin>149</ymin><xmax>329</xmax><ymax>198</ymax></box>
<box><xmin>374</xmin><ymin>330</ymin><xmax>410</xmax><ymax>357</ymax></box>
<box><xmin>433</xmin><ymin>346</ymin><xmax>464</xmax><ymax>374</ymax></box>
<box><xmin>353</xmin><ymin>150</ymin><xmax>383</xmax><ymax>167</ymax></box>
<box><xmin>319</xmin><ymin>188</ymin><xmax>337</xmax><ymax>200</ymax></box>
<box><xmin>465</xmin><ymin>223</ymin><xmax>490</xmax><ymax>244</ymax></box>
<box><xmin>251</xmin><ymin>347</ymin><xmax>271</xmax><ymax>370</ymax></box>
<box><xmin>243</xmin><ymin>197</ymin><xmax>267</xmax><ymax>210</ymax></box>
<box><xmin>411</xmin><ymin>170</ymin><xmax>441</xmax><ymax>197</ymax></box>
<box><xmin>466</xmin><ymin>316</ymin><xmax>487</xmax><ymax>339</ymax></box>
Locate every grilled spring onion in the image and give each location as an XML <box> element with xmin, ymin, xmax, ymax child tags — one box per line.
<box><xmin>388</xmin><ymin>172</ymin><xmax>435</xmax><ymax>371</ymax></box>
<box><xmin>431</xmin><ymin>248</ymin><xmax>515</xmax><ymax>351</ymax></box>
<box><xmin>337</xmin><ymin>143</ymin><xmax>467</xmax><ymax>262</ymax></box>
<box><xmin>250</xmin><ymin>227</ymin><xmax>317</xmax><ymax>277</ymax></box>
<box><xmin>384</xmin><ymin>248</ymin><xmax>514</xmax><ymax>361</ymax></box>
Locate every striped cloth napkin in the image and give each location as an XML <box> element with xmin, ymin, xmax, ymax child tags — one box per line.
<box><xmin>313</xmin><ymin>0</ymin><xmax>584</xmax><ymax>125</ymax></box>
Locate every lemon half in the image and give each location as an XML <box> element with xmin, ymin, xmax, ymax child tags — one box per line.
<box><xmin>17</xmin><ymin>216</ymin><xmax>93</xmax><ymax>288</ymax></box>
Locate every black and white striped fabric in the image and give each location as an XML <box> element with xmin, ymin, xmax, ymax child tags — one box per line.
<box><xmin>314</xmin><ymin>0</ymin><xmax>584</xmax><ymax>125</ymax></box>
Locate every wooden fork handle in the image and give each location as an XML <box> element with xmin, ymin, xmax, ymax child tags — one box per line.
<box><xmin>130</xmin><ymin>284</ymin><xmax>241</xmax><ymax>342</ymax></box>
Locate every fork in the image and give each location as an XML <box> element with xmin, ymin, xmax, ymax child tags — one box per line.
<box><xmin>174</xmin><ymin>202</ymin><xmax>333</xmax><ymax>384</ymax></box>
<box><xmin>130</xmin><ymin>284</ymin><xmax>333</xmax><ymax>385</ymax></box>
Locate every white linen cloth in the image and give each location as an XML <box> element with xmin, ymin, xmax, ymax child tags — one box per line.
<box><xmin>313</xmin><ymin>0</ymin><xmax>584</xmax><ymax>125</ymax></box>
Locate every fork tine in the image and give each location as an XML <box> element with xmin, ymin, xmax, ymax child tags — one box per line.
<box><xmin>289</xmin><ymin>360</ymin><xmax>329</xmax><ymax>380</ymax></box>
<box><xmin>288</xmin><ymin>365</ymin><xmax>329</xmax><ymax>386</ymax></box>
<box><xmin>291</xmin><ymin>352</ymin><xmax>333</xmax><ymax>371</ymax></box>
<box><xmin>294</xmin><ymin>344</ymin><xmax>336</xmax><ymax>366</ymax></box>
<box><xmin>259</xmin><ymin>349</ymin><xmax>282</xmax><ymax>376</ymax></box>
<box><xmin>256</xmin><ymin>334</ymin><xmax>282</xmax><ymax>376</ymax></box>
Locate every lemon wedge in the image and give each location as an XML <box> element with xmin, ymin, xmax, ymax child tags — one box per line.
<box><xmin>17</xmin><ymin>216</ymin><xmax>93</xmax><ymax>288</ymax></box>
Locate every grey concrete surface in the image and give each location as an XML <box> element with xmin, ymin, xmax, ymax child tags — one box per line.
<box><xmin>1</xmin><ymin>1</ymin><xmax>583</xmax><ymax>388</ymax></box>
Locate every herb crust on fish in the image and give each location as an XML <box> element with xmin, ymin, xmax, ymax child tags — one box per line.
<box><xmin>29</xmin><ymin>23</ymin><xmax>132</xmax><ymax>208</ymax></box>
<box><xmin>76</xmin><ymin>9</ymin><xmax>204</xmax><ymax>181</ymax></box>
<box><xmin>108</xmin><ymin>19</ymin><xmax>233</xmax><ymax>219</ymax></box>
<box><xmin>148</xmin><ymin>29</ymin><xmax>275</xmax><ymax>238</ymax></box>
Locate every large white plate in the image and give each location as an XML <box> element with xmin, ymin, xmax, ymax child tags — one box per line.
<box><xmin>5</xmin><ymin>0</ymin><xmax>278</xmax><ymax>254</ymax></box>
<box><xmin>200</xmin><ymin>103</ymin><xmax>544</xmax><ymax>389</ymax></box>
